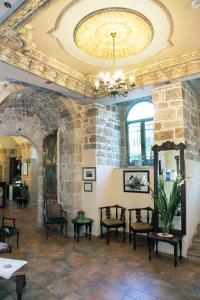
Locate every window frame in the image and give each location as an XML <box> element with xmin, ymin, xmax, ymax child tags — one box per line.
<box><xmin>125</xmin><ymin>100</ymin><xmax>154</xmax><ymax>166</ymax></box>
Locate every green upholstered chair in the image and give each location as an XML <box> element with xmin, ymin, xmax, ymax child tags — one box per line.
<box><xmin>44</xmin><ymin>200</ymin><xmax>68</xmax><ymax>239</ymax></box>
<box><xmin>0</xmin><ymin>216</ymin><xmax>19</xmax><ymax>248</ymax></box>
<box><xmin>99</xmin><ymin>204</ymin><xmax>126</xmax><ymax>244</ymax></box>
<box><xmin>128</xmin><ymin>207</ymin><xmax>154</xmax><ymax>250</ymax></box>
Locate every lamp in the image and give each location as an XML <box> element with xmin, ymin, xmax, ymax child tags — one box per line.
<box><xmin>94</xmin><ymin>32</ymin><xmax>135</xmax><ymax>98</ymax></box>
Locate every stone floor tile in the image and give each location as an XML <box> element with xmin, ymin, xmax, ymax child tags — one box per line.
<box><xmin>1</xmin><ymin>203</ymin><xmax>200</xmax><ymax>300</ymax></box>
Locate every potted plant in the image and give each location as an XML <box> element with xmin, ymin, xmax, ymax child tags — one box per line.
<box><xmin>150</xmin><ymin>174</ymin><xmax>184</xmax><ymax>235</ymax></box>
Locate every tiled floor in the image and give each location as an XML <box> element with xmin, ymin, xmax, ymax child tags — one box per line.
<box><xmin>1</xmin><ymin>203</ymin><xmax>200</xmax><ymax>300</ymax></box>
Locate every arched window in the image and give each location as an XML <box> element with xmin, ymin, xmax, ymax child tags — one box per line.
<box><xmin>126</xmin><ymin>101</ymin><xmax>154</xmax><ymax>166</ymax></box>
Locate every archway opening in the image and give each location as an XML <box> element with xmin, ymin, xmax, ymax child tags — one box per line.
<box><xmin>0</xmin><ymin>135</ymin><xmax>39</xmax><ymax>209</ymax></box>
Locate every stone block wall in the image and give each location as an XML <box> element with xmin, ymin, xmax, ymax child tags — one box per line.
<box><xmin>0</xmin><ymin>148</ymin><xmax>18</xmax><ymax>182</ymax></box>
<box><xmin>182</xmin><ymin>83</ymin><xmax>200</xmax><ymax>160</ymax></box>
<box><xmin>83</xmin><ymin>104</ymin><xmax>122</xmax><ymax>166</ymax></box>
<box><xmin>152</xmin><ymin>83</ymin><xmax>185</xmax><ymax>146</ymax></box>
<box><xmin>152</xmin><ymin>82</ymin><xmax>200</xmax><ymax>160</ymax></box>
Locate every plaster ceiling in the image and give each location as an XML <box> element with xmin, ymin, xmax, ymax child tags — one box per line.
<box><xmin>20</xmin><ymin>0</ymin><xmax>200</xmax><ymax>74</ymax></box>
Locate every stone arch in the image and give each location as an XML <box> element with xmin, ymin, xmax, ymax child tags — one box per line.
<box><xmin>0</xmin><ymin>107</ymin><xmax>47</xmax><ymax>224</ymax></box>
<box><xmin>0</xmin><ymin>83</ymin><xmax>85</xmax><ymax>231</ymax></box>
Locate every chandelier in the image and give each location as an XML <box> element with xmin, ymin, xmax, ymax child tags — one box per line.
<box><xmin>94</xmin><ymin>32</ymin><xmax>135</xmax><ymax>98</ymax></box>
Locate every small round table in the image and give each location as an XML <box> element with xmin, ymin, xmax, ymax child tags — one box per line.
<box><xmin>71</xmin><ymin>218</ymin><xmax>93</xmax><ymax>242</ymax></box>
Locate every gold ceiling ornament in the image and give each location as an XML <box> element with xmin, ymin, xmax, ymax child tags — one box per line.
<box><xmin>94</xmin><ymin>32</ymin><xmax>135</xmax><ymax>98</ymax></box>
<box><xmin>74</xmin><ymin>8</ymin><xmax>153</xmax><ymax>60</ymax></box>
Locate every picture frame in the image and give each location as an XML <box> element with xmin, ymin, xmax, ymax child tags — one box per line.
<box><xmin>23</xmin><ymin>162</ymin><xmax>28</xmax><ymax>176</ymax></box>
<box><xmin>84</xmin><ymin>182</ymin><xmax>93</xmax><ymax>192</ymax></box>
<box><xmin>123</xmin><ymin>170</ymin><xmax>149</xmax><ymax>193</ymax></box>
<box><xmin>82</xmin><ymin>167</ymin><xmax>96</xmax><ymax>181</ymax></box>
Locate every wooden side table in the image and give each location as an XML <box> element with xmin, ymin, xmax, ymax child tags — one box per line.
<box><xmin>148</xmin><ymin>232</ymin><xmax>183</xmax><ymax>267</ymax></box>
<box><xmin>71</xmin><ymin>218</ymin><xmax>93</xmax><ymax>242</ymax></box>
<box><xmin>0</xmin><ymin>243</ymin><xmax>26</xmax><ymax>300</ymax></box>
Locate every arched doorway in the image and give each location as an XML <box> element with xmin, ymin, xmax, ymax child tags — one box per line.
<box><xmin>0</xmin><ymin>135</ymin><xmax>40</xmax><ymax>209</ymax></box>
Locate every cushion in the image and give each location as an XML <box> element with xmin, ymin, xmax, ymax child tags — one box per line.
<box><xmin>0</xmin><ymin>242</ymin><xmax>10</xmax><ymax>253</ymax></box>
<box><xmin>102</xmin><ymin>218</ymin><xmax>124</xmax><ymax>226</ymax></box>
<box><xmin>130</xmin><ymin>222</ymin><xmax>153</xmax><ymax>231</ymax></box>
<box><xmin>47</xmin><ymin>216</ymin><xmax>66</xmax><ymax>224</ymax></box>
<box><xmin>2</xmin><ymin>226</ymin><xmax>19</xmax><ymax>235</ymax></box>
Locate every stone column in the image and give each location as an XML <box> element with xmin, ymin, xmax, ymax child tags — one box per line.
<box><xmin>152</xmin><ymin>82</ymin><xmax>186</xmax><ymax>146</ymax></box>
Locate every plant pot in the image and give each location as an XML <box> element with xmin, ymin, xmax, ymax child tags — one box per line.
<box><xmin>77</xmin><ymin>211</ymin><xmax>85</xmax><ymax>220</ymax></box>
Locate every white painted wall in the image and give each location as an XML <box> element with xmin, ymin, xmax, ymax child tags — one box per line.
<box><xmin>82</xmin><ymin>149</ymin><xmax>200</xmax><ymax>257</ymax></box>
<box><xmin>185</xmin><ymin>159</ymin><xmax>200</xmax><ymax>253</ymax></box>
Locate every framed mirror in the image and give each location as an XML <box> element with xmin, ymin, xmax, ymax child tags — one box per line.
<box><xmin>152</xmin><ymin>141</ymin><xmax>186</xmax><ymax>235</ymax></box>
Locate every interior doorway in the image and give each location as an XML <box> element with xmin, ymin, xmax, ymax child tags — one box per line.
<box><xmin>0</xmin><ymin>136</ymin><xmax>39</xmax><ymax>208</ymax></box>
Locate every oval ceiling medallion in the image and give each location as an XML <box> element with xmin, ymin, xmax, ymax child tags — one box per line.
<box><xmin>51</xmin><ymin>0</ymin><xmax>173</xmax><ymax>68</ymax></box>
<box><xmin>74</xmin><ymin>8</ymin><xmax>153</xmax><ymax>60</ymax></box>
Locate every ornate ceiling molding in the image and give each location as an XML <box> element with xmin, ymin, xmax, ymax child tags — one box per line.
<box><xmin>50</xmin><ymin>0</ymin><xmax>173</xmax><ymax>67</ymax></box>
<box><xmin>0</xmin><ymin>0</ymin><xmax>55</xmax><ymax>35</ymax></box>
<box><xmin>0</xmin><ymin>43</ymin><xmax>199</xmax><ymax>97</ymax></box>
<box><xmin>0</xmin><ymin>44</ymin><xmax>93</xmax><ymax>97</ymax></box>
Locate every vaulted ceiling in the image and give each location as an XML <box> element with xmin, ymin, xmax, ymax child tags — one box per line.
<box><xmin>0</xmin><ymin>0</ymin><xmax>200</xmax><ymax>101</ymax></box>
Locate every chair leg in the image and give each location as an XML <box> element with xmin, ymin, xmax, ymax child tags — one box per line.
<box><xmin>115</xmin><ymin>228</ymin><xmax>118</xmax><ymax>238</ymax></box>
<box><xmin>46</xmin><ymin>225</ymin><xmax>48</xmax><ymax>240</ymax></box>
<box><xmin>129</xmin><ymin>228</ymin><xmax>131</xmax><ymax>244</ymax></box>
<box><xmin>17</xmin><ymin>232</ymin><xmax>19</xmax><ymax>249</ymax></box>
<box><xmin>100</xmin><ymin>224</ymin><xmax>103</xmax><ymax>238</ymax></box>
<box><xmin>133</xmin><ymin>232</ymin><xmax>136</xmax><ymax>251</ymax></box>
<box><xmin>65</xmin><ymin>222</ymin><xmax>67</xmax><ymax>237</ymax></box>
<box><xmin>123</xmin><ymin>225</ymin><xmax>126</xmax><ymax>242</ymax></box>
<box><xmin>106</xmin><ymin>227</ymin><xmax>109</xmax><ymax>245</ymax></box>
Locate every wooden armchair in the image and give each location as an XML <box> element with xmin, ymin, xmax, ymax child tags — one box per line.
<box><xmin>44</xmin><ymin>200</ymin><xmax>68</xmax><ymax>239</ymax></box>
<box><xmin>99</xmin><ymin>204</ymin><xmax>126</xmax><ymax>244</ymax></box>
<box><xmin>129</xmin><ymin>207</ymin><xmax>154</xmax><ymax>250</ymax></box>
<box><xmin>0</xmin><ymin>216</ymin><xmax>19</xmax><ymax>248</ymax></box>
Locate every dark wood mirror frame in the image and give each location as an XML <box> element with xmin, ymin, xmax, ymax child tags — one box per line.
<box><xmin>152</xmin><ymin>141</ymin><xmax>186</xmax><ymax>235</ymax></box>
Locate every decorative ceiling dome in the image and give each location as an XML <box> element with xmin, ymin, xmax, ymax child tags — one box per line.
<box><xmin>74</xmin><ymin>8</ymin><xmax>153</xmax><ymax>60</ymax></box>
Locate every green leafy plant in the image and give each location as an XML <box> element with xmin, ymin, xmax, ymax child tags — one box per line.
<box><xmin>149</xmin><ymin>174</ymin><xmax>184</xmax><ymax>234</ymax></box>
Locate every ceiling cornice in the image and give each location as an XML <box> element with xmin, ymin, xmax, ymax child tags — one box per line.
<box><xmin>0</xmin><ymin>0</ymin><xmax>55</xmax><ymax>35</ymax></box>
<box><xmin>0</xmin><ymin>43</ymin><xmax>200</xmax><ymax>97</ymax></box>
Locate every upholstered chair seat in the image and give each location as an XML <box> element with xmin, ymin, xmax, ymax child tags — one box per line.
<box><xmin>102</xmin><ymin>218</ymin><xmax>124</xmax><ymax>226</ymax></box>
<box><xmin>130</xmin><ymin>222</ymin><xmax>153</xmax><ymax>231</ymax></box>
<box><xmin>129</xmin><ymin>207</ymin><xmax>154</xmax><ymax>251</ymax></box>
<box><xmin>99</xmin><ymin>205</ymin><xmax>126</xmax><ymax>245</ymax></box>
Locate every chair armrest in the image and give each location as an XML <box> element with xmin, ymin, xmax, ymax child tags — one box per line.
<box><xmin>61</xmin><ymin>209</ymin><xmax>67</xmax><ymax>218</ymax></box>
<box><xmin>3</xmin><ymin>217</ymin><xmax>16</xmax><ymax>227</ymax></box>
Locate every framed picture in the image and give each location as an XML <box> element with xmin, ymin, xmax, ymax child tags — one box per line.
<box><xmin>23</xmin><ymin>162</ymin><xmax>28</xmax><ymax>176</ymax></box>
<box><xmin>82</xmin><ymin>167</ymin><xmax>96</xmax><ymax>181</ymax></box>
<box><xmin>84</xmin><ymin>182</ymin><xmax>93</xmax><ymax>192</ymax></box>
<box><xmin>123</xmin><ymin>170</ymin><xmax>149</xmax><ymax>193</ymax></box>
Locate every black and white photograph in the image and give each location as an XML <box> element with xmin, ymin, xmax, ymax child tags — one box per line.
<box><xmin>123</xmin><ymin>170</ymin><xmax>149</xmax><ymax>193</ymax></box>
<box><xmin>82</xmin><ymin>167</ymin><xmax>96</xmax><ymax>181</ymax></box>
<box><xmin>84</xmin><ymin>182</ymin><xmax>93</xmax><ymax>192</ymax></box>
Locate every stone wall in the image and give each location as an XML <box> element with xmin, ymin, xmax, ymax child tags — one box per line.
<box><xmin>182</xmin><ymin>83</ymin><xmax>200</xmax><ymax>160</ymax></box>
<box><xmin>83</xmin><ymin>104</ymin><xmax>122</xmax><ymax>166</ymax></box>
<box><xmin>152</xmin><ymin>82</ymin><xmax>200</xmax><ymax>160</ymax></box>
<box><xmin>152</xmin><ymin>82</ymin><xmax>185</xmax><ymax>146</ymax></box>
<box><xmin>0</xmin><ymin>148</ymin><xmax>18</xmax><ymax>182</ymax></box>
